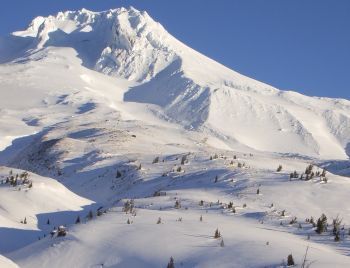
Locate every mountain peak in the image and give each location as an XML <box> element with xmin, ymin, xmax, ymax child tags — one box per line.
<box><xmin>12</xmin><ymin>7</ymin><xmax>177</xmax><ymax>82</ymax></box>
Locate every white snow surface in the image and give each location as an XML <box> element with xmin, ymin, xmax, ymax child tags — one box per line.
<box><xmin>0</xmin><ymin>6</ymin><xmax>350</xmax><ymax>268</ymax></box>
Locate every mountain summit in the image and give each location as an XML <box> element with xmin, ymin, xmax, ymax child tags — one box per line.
<box><xmin>1</xmin><ymin>7</ymin><xmax>350</xmax><ymax>159</ymax></box>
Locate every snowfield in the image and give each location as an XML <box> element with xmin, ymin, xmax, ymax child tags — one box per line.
<box><xmin>0</xmin><ymin>6</ymin><xmax>350</xmax><ymax>268</ymax></box>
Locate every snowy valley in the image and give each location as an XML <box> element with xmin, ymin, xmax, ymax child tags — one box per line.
<box><xmin>0</xmin><ymin>7</ymin><xmax>350</xmax><ymax>268</ymax></box>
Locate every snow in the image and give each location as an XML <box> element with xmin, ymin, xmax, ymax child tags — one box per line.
<box><xmin>0</xmin><ymin>6</ymin><xmax>349</xmax><ymax>268</ymax></box>
<box><xmin>0</xmin><ymin>167</ymin><xmax>93</xmax><ymax>252</ymax></box>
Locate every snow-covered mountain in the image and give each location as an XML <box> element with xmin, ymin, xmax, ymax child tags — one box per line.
<box><xmin>1</xmin><ymin>7</ymin><xmax>350</xmax><ymax>268</ymax></box>
<box><xmin>1</xmin><ymin>7</ymin><xmax>350</xmax><ymax>159</ymax></box>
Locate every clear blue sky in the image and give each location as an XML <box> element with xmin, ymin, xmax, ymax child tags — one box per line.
<box><xmin>1</xmin><ymin>0</ymin><xmax>349</xmax><ymax>99</ymax></box>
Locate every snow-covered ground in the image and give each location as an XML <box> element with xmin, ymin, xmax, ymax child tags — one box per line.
<box><xmin>0</xmin><ymin>6</ymin><xmax>350</xmax><ymax>268</ymax></box>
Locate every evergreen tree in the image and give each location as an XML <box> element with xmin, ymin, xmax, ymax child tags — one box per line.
<box><xmin>174</xmin><ymin>200</ymin><xmax>181</xmax><ymax>209</ymax></box>
<box><xmin>287</xmin><ymin>254</ymin><xmax>295</xmax><ymax>266</ymax></box>
<box><xmin>167</xmin><ymin>257</ymin><xmax>175</xmax><ymax>268</ymax></box>
<box><xmin>75</xmin><ymin>216</ymin><xmax>81</xmax><ymax>224</ymax></box>
<box><xmin>181</xmin><ymin>155</ymin><xmax>187</xmax><ymax>165</ymax></box>
<box><xmin>214</xmin><ymin>175</ymin><xmax>218</xmax><ymax>183</ymax></box>
<box><xmin>220</xmin><ymin>238</ymin><xmax>224</xmax><ymax>247</ymax></box>
<box><xmin>87</xmin><ymin>210</ymin><xmax>93</xmax><ymax>220</ymax></box>
<box><xmin>214</xmin><ymin>228</ymin><xmax>221</xmax><ymax>238</ymax></box>
<box><xmin>316</xmin><ymin>214</ymin><xmax>327</xmax><ymax>234</ymax></box>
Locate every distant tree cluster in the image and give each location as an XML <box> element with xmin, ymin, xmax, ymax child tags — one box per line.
<box><xmin>2</xmin><ymin>170</ymin><xmax>33</xmax><ymax>188</ymax></box>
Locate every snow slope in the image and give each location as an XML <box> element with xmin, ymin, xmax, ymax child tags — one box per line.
<box><xmin>0</xmin><ymin>167</ymin><xmax>93</xmax><ymax>252</ymax></box>
<box><xmin>0</xmin><ymin>6</ymin><xmax>350</xmax><ymax>268</ymax></box>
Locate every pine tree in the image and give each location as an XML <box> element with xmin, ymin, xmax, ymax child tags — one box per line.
<box><xmin>276</xmin><ymin>165</ymin><xmax>282</xmax><ymax>172</ymax></box>
<box><xmin>289</xmin><ymin>217</ymin><xmax>297</xmax><ymax>225</ymax></box>
<box><xmin>47</xmin><ymin>219</ymin><xmax>50</xmax><ymax>225</ymax></box>
<box><xmin>332</xmin><ymin>216</ymin><xmax>342</xmax><ymax>241</ymax></box>
<box><xmin>214</xmin><ymin>175</ymin><xmax>218</xmax><ymax>183</ymax></box>
<box><xmin>316</xmin><ymin>214</ymin><xmax>327</xmax><ymax>234</ymax></box>
<box><xmin>24</xmin><ymin>217</ymin><xmax>27</xmax><ymax>224</ymax></box>
<box><xmin>174</xmin><ymin>200</ymin><xmax>181</xmax><ymax>209</ymax></box>
<box><xmin>167</xmin><ymin>257</ymin><xmax>175</xmax><ymax>268</ymax></box>
<box><xmin>200</xmin><ymin>215</ymin><xmax>203</xmax><ymax>222</ymax></box>
<box><xmin>87</xmin><ymin>210</ymin><xmax>93</xmax><ymax>220</ymax></box>
<box><xmin>334</xmin><ymin>232</ymin><xmax>340</xmax><ymax>242</ymax></box>
<box><xmin>256</xmin><ymin>188</ymin><xmax>260</xmax><ymax>195</ymax></box>
<box><xmin>220</xmin><ymin>238</ymin><xmax>224</xmax><ymax>247</ymax></box>
<box><xmin>181</xmin><ymin>155</ymin><xmax>187</xmax><ymax>165</ymax></box>
<box><xmin>214</xmin><ymin>228</ymin><xmax>221</xmax><ymax>238</ymax></box>
<box><xmin>75</xmin><ymin>216</ymin><xmax>81</xmax><ymax>224</ymax></box>
<box><xmin>310</xmin><ymin>216</ymin><xmax>316</xmax><ymax>227</ymax></box>
<box><xmin>287</xmin><ymin>254</ymin><xmax>295</xmax><ymax>266</ymax></box>
<box><xmin>157</xmin><ymin>217</ymin><xmax>161</xmax><ymax>224</ymax></box>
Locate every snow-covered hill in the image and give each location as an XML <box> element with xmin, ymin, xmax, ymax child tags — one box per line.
<box><xmin>1</xmin><ymin>6</ymin><xmax>350</xmax><ymax>268</ymax></box>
